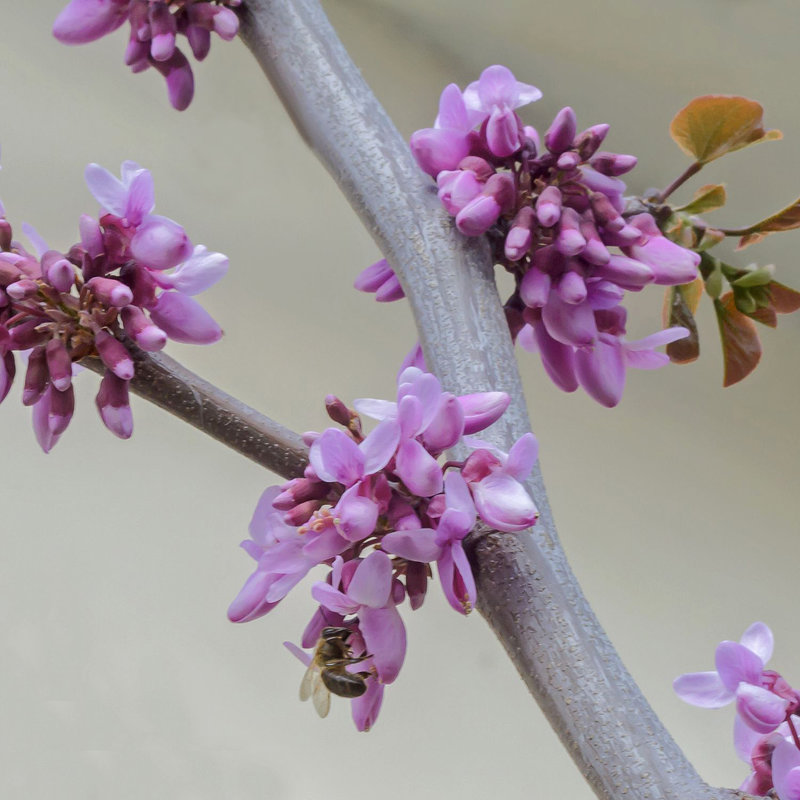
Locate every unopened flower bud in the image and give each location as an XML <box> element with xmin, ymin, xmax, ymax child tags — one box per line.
<box><xmin>284</xmin><ymin>500</ymin><xmax>320</xmax><ymax>527</ymax></box>
<box><xmin>130</xmin><ymin>216</ymin><xmax>192</xmax><ymax>270</ymax></box>
<box><xmin>578</xmin><ymin>216</ymin><xmax>611</xmax><ymax>265</ymax></box>
<box><xmin>458</xmin><ymin>156</ymin><xmax>495</xmax><ymax>183</ymax></box>
<box><xmin>9</xmin><ymin>319</ymin><xmax>48</xmax><ymax>350</ymax></box>
<box><xmin>483</xmin><ymin>173</ymin><xmax>516</xmax><ymax>212</ymax></box>
<box><xmin>455</xmin><ymin>195</ymin><xmax>501</xmax><ymax>236</ymax></box>
<box><xmin>590</xmin><ymin>151</ymin><xmax>638</xmax><ymax>177</ymax></box>
<box><xmin>520</xmin><ymin>267</ymin><xmax>551</xmax><ymax>308</ymax></box>
<box><xmin>504</xmin><ymin>207</ymin><xmax>535</xmax><ymax>261</ymax></box>
<box><xmin>95</xmin><ymin>370</ymin><xmax>133</xmax><ymax>439</ymax></box>
<box><xmin>23</xmin><ymin>346</ymin><xmax>49</xmax><ymax>406</ymax></box>
<box><xmin>0</xmin><ymin>219</ymin><xmax>13</xmax><ymax>251</ymax></box>
<box><xmin>149</xmin><ymin>2</ymin><xmax>177</xmax><ymax>62</ymax></box>
<box><xmin>87</xmin><ymin>277</ymin><xmax>134</xmax><ymax>308</ymax></box>
<box><xmin>556</xmin><ymin>151</ymin><xmax>580</xmax><ymax>171</ymax></box>
<box><xmin>94</xmin><ymin>329</ymin><xmax>135</xmax><ymax>380</ymax></box>
<box><xmin>536</xmin><ymin>186</ymin><xmax>562</xmax><ymax>227</ymax></box>
<box><xmin>325</xmin><ymin>395</ymin><xmax>352</xmax><ymax>426</ymax></box>
<box><xmin>48</xmin><ymin>384</ymin><xmax>75</xmax><ymax>436</ymax></box>
<box><xmin>45</xmin><ymin>340</ymin><xmax>73</xmax><ymax>392</ymax></box>
<box><xmin>6</xmin><ymin>279</ymin><xmax>39</xmax><ymax>301</ymax></box>
<box><xmin>41</xmin><ymin>250</ymin><xmax>76</xmax><ymax>293</ymax></box>
<box><xmin>574</xmin><ymin>123</ymin><xmax>610</xmax><ymax>160</ymax></box>
<box><xmin>556</xmin><ymin>207</ymin><xmax>587</xmax><ymax>256</ymax></box>
<box><xmin>589</xmin><ymin>192</ymin><xmax>625</xmax><ymax>232</ymax></box>
<box><xmin>557</xmin><ymin>269</ymin><xmax>588</xmax><ymax>305</ymax></box>
<box><xmin>121</xmin><ymin>306</ymin><xmax>167</xmax><ymax>351</ymax></box>
<box><xmin>545</xmin><ymin>107</ymin><xmax>577</xmax><ymax>154</ymax></box>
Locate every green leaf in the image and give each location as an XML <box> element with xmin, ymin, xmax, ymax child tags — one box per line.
<box><xmin>670</xmin><ymin>95</ymin><xmax>781</xmax><ymax>165</ymax></box>
<box><xmin>714</xmin><ymin>293</ymin><xmax>762</xmax><ymax>387</ymax></box>
<box><xmin>737</xmin><ymin>198</ymin><xmax>800</xmax><ymax>249</ymax></box>
<box><xmin>675</xmin><ymin>183</ymin><xmax>727</xmax><ymax>215</ymax></box>
<box><xmin>662</xmin><ymin>280</ymin><xmax>702</xmax><ymax>363</ymax></box>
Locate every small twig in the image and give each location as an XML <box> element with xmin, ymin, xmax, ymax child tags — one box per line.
<box><xmin>656</xmin><ymin>161</ymin><xmax>703</xmax><ymax>203</ymax></box>
<box><xmin>81</xmin><ymin>340</ymin><xmax>308</xmax><ymax>480</ymax></box>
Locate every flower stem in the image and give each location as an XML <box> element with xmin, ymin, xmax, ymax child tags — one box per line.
<box><xmin>656</xmin><ymin>161</ymin><xmax>703</xmax><ymax>204</ymax></box>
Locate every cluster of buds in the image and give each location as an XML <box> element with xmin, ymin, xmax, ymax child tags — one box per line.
<box><xmin>53</xmin><ymin>0</ymin><xmax>241</xmax><ymax>110</ymax></box>
<box><xmin>358</xmin><ymin>65</ymin><xmax>701</xmax><ymax>407</ymax></box>
<box><xmin>0</xmin><ymin>160</ymin><xmax>227</xmax><ymax>451</ymax></box>
<box><xmin>675</xmin><ymin>623</ymin><xmax>800</xmax><ymax>799</ymax></box>
<box><xmin>228</xmin><ymin>366</ymin><xmax>539</xmax><ymax>730</ymax></box>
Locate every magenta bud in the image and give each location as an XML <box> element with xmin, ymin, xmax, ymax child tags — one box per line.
<box><xmin>455</xmin><ymin>195</ymin><xmax>501</xmax><ymax>236</ymax></box>
<box><xmin>557</xmin><ymin>270</ymin><xmax>588</xmax><ymax>305</ymax></box>
<box><xmin>10</xmin><ymin>319</ymin><xmax>48</xmax><ymax>350</ymax></box>
<box><xmin>457</xmin><ymin>157</ymin><xmax>495</xmax><ymax>183</ymax></box>
<box><xmin>406</xmin><ymin>560</ymin><xmax>428</xmax><ymax>611</ymax></box>
<box><xmin>95</xmin><ymin>370</ymin><xmax>133</xmax><ymax>439</ymax></box>
<box><xmin>574</xmin><ymin>123</ymin><xmax>610</xmax><ymax>160</ymax></box>
<box><xmin>578</xmin><ymin>217</ymin><xmax>611</xmax><ymax>265</ymax></box>
<box><xmin>273</xmin><ymin>478</ymin><xmax>328</xmax><ymax>510</ymax></box>
<box><xmin>212</xmin><ymin>7</ymin><xmax>239</xmax><ymax>39</ymax></box>
<box><xmin>120</xmin><ymin>306</ymin><xmax>167</xmax><ymax>352</ymax></box>
<box><xmin>483</xmin><ymin>173</ymin><xmax>516</xmax><ymax>212</ymax></box>
<box><xmin>45</xmin><ymin>339</ymin><xmax>73</xmax><ymax>392</ymax></box>
<box><xmin>522</xmin><ymin>126</ymin><xmax>541</xmax><ymax>155</ymax></box>
<box><xmin>94</xmin><ymin>329</ymin><xmax>135</xmax><ymax>380</ymax></box>
<box><xmin>589</xmin><ymin>192</ymin><xmax>625</xmax><ymax>232</ymax></box>
<box><xmin>42</xmin><ymin>250</ymin><xmax>75</xmax><ymax>293</ymax></box>
<box><xmin>604</xmin><ymin>224</ymin><xmax>647</xmax><ymax>247</ymax></box>
<box><xmin>375</xmin><ymin>273</ymin><xmax>405</xmax><ymax>302</ymax></box>
<box><xmin>536</xmin><ymin>186</ymin><xmax>563</xmax><ymax>227</ymax></box>
<box><xmin>149</xmin><ymin>2</ymin><xmax>177</xmax><ymax>61</ymax></box>
<box><xmin>6</xmin><ymin>279</ymin><xmax>39</xmax><ymax>300</ymax></box>
<box><xmin>325</xmin><ymin>395</ymin><xmax>352</xmax><ymax>426</ymax></box>
<box><xmin>48</xmin><ymin>384</ymin><xmax>74</xmax><ymax>436</ymax></box>
<box><xmin>79</xmin><ymin>215</ymin><xmax>104</xmax><ymax>259</ymax></box>
<box><xmin>485</xmin><ymin>107</ymin><xmax>523</xmax><ymax>158</ymax></box>
<box><xmin>520</xmin><ymin>267</ymin><xmax>551</xmax><ymax>309</ymax></box>
<box><xmin>0</xmin><ymin>258</ymin><xmax>23</xmax><ymax>285</ymax></box>
<box><xmin>590</xmin><ymin>152</ymin><xmax>638</xmax><ymax>177</ymax></box>
<box><xmin>556</xmin><ymin>151</ymin><xmax>580</xmax><ymax>171</ymax></box>
<box><xmin>284</xmin><ymin>500</ymin><xmax>320</xmax><ymax>527</ymax></box>
<box><xmin>594</xmin><ymin>255</ymin><xmax>655</xmax><ymax>290</ymax></box>
<box><xmin>87</xmin><ymin>277</ymin><xmax>134</xmax><ymax>308</ymax></box>
<box><xmin>23</xmin><ymin>346</ymin><xmax>48</xmax><ymax>406</ymax></box>
<box><xmin>555</xmin><ymin>208</ymin><xmax>587</xmax><ymax>256</ymax></box>
<box><xmin>545</xmin><ymin>107</ymin><xmax>577</xmax><ymax>154</ymax></box>
<box><xmin>505</xmin><ymin>226</ymin><xmax>532</xmax><ymax>261</ymax></box>
<box><xmin>186</xmin><ymin>23</ymin><xmax>211</xmax><ymax>60</ymax></box>
<box><xmin>0</xmin><ymin>219</ymin><xmax>12</xmax><ymax>251</ymax></box>
<box><xmin>0</xmin><ymin>350</ymin><xmax>15</xmax><ymax>404</ymax></box>
<box><xmin>354</xmin><ymin>258</ymin><xmax>393</xmax><ymax>293</ymax></box>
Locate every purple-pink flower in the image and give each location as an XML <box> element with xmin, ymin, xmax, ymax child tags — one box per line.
<box><xmin>53</xmin><ymin>0</ymin><xmax>241</xmax><ymax>109</ymax></box>
<box><xmin>228</xmin><ymin>365</ymin><xmax>539</xmax><ymax>729</ymax></box>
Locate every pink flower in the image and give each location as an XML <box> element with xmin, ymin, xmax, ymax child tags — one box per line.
<box><xmin>773</xmin><ymin>740</ymin><xmax>800</xmax><ymax>800</ymax></box>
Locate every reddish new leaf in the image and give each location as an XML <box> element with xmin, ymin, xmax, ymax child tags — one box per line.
<box><xmin>737</xmin><ymin>198</ymin><xmax>800</xmax><ymax>249</ymax></box>
<box><xmin>714</xmin><ymin>293</ymin><xmax>762</xmax><ymax>386</ymax></box>
<box><xmin>670</xmin><ymin>95</ymin><xmax>781</xmax><ymax>165</ymax></box>
<box><xmin>662</xmin><ymin>280</ymin><xmax>702</xmax><ymax>363</ymax></box>
<box><xmin>767</xmin><ymin>281</ymin><xmax>800</xmax><ymax>314</ymax></box>
<box><xmin>748</xmin><ymin>306</ymin><xmax>778</xmax><ymax>328</ymax></box>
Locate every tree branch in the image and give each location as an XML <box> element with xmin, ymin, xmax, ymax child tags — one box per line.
<box><xmin>80</xmin><ymin>343</ymin><xmax>308</xmax><ymax>480</ymax></box>
<box><xmin>237</xmin><ymin>3</ymin><xmax>739</xmax><ymax>800</ymax></box>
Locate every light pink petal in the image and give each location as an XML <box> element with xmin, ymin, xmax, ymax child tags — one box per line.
<box><xmin>311</xmin><ymin>582</ymin><xmax>358</xmax><ymax>616</ymax></box>
<box><xmin>734</xmin><ymin>714</ymin><xmax>763</xmax><ymax>762</ymax></box>
<box><xmin>486</xmin><ymin>107</ymin><xmax>521</xmax><ymax>157</ymax></box>
<box><xmin>335</xmin><ymin>486</ymin><xmax>379</xmax><ymax>542</ymax></box>
<box><xmin>673</xmin><ymin>671</ymin><xmax>735</xmax><ymax>708</ymax></box>
<box><xmin>354</xmin><ymin>258</ymin><xmax>393</xmax><ymax>292</ymax></box>
<box><xmin>434</xmin><ymin>83</ymin><xmax>470</xmax><ymax>131</ymax></box>
<box><xmin>455</xmin><ymin>195</ymin><xmax>501</xmax><ymax>236</ymax></box>
<box><xmin>227</xmin><ymin>570</ymin><xmax>276</xmax><ymax>623</ymax></box>
<box><xmin>772</xmin><ymin>740</ymin><xmax>800</xmax><ymax>800</ymax></box>
<box><xmin>625</xmin><ymin>327</ymin><xmax>690</xmax><ymax>351</ymax></box>
<box><xmin>159</xmin><ymin>245</ymin><xmax>228</xmax><ymax>295</ymax></box>
<box><xmin>249</xmin><ymin>486</ymin><xmax>294</xmax><ymax>546</ymax></box>
<box><xmin>309</xmin><ymin>428</ymin><xmax>364</xmax><ymax>485</ymax></box>
<box><xmin>348</xmin><ymin>551</ymin><xmax>392</xmax><ymax>608</ymax></box>
<box><xmin>283</xmin><ymin>640</ymin><xmax>312</xmax><ymax>668</ymax></box>
<box><xmin>85</xmin><ymin>162</ymin><xmax>127</xmax><ymax>215</ymax></box>
<box><xmin>53</xmin><ymin>0</ymin><xmax>128</xmax><ymax>44</ymax></box>
<box><xmin>359</xmin><ymin>605</ymin><xmax>406</xmax><ymax>684</ymax></box>
<box><xmin>360</xmin><ymin>418</ymin><xmax>401</xmax><ymax>475</ymax></box>
<box><xmin>401</xmin><ymin>371</ymin><xmax>442</xmax><ymax>431</ymax></box>
<box><xmin>396</xmin><ymin>438</ymin><xmax>443</xmax><ymax>497</ymax></box>
<box><xmin>409</xmin><ymin>128</ymin><xmax>471</xmax><ymax>177</ymax></box>
<box><xmin>541</xmin><ymin>293</ymin><xmax>598</xmax><ymax>348</ymax></box>
<box><xmin>265</xmin><ymin>569</ymin><xmax>312</xmax><ymax>604</ymax></box>
<box><xmin>382</xmin><ymin>529</ymin><xmax>441</xmax><ymax>563</ymax></box>
<box><xmin>528</xmin><ymin>320</ymin><xmax>579</xmax><ymax>392</ymax></box>
<box><xmin>124</xmin><ymin>168</ymin><xmax>155</xmax><ymax>225</ymax></box>
<box><xmin>149</xmin><ymin>292</ymin><xmax>222</xmax><ymax>345</ymax></box>
<box><xmin>351</xmin><ymin>676</ymin><xmax>384</xmax><ymax>732</ymax></box>
<box><xmin>520</xmin><ymin>267</ymin><xmax>551</xmax><ymax>308</ymax></box>
<box><xmin>438</xmin><ymin>541</ymin><xmax>476</xmax><ymax>614</ymax></box>
<box><xmin>152</xmin><ymin>49</ymin><xmax>195</xmax><ymax>111</ymax></box>
<box><xmin>741</xmin><ymin>622</ymin><xmax>774</xmax><ymax>664</ymax></box>
<box><xmin>444</xmin><ymin>471</ymin><xmax>475</xmax><ymax>518</ymax></box>
<box><xmin>472</xmin><ymin>472</ymin><xmax>538</xmax><ymax>532</ymax></box>
<box><xmin>626</xmin><ymin>235</ymin><xmax>700</xmax><ymax>285</ymax></box>
<box><xmin>737</xmin><ymin>684</ymin><xmax>789</xmax><ymax>733</ymax></box>
<box><xmin>623</xmin><ymin>349</ymin><xmax>670</xmax><ymax>370</ymax></box>
<box><xmin>301</xmin><ymin>526</ymin><xmax>349</xmax><ymax>562</ymax></box>
<box><xmin>575</xmin><ymin>335</ymin><xmax>626</xmax><ymax>408</ymax></box>
<box><xmin>476</xmin><ymin>65</ymin><xmax>519</xmax><ymax>109</ymax></box>
<box><xmin>458</xmin><ymin>391</ymin><xmax>510</xmax><ymax>434</ymax></box>
<box><xmin>505</xmin><ymin>432</ymin><xmax>538</xmax><ymax>480</ymax></box>
<box><xmin>20</xmin><ymin>223</ymin><xmax>49</xmax><ymax>259</ymax></box>
<box><xmin>130</xmin><ymin>215</ymin><xmax>192</xmax><ymax>271</ymax></box>
<box><xmin>422</xmin><ymin>394</ymin><xmax>464</xmax><ymax>451</ymax></box>
<box><xmin>32</xmin><ymin>389</ymin><xmax>61</xmax><ymax>453</ymax></box>
<box><xmin>352</xmin><ymin>397</ymin><xmax>397</xmax><ymax>421</ymax></box>
<box><xmin>397</xmin><ymin>394</ymin><xmax>424</xmax><ymax>438</ymax></box>
<box><xmin>716</xmin><ymin>640</ymin><xmax>764</xmax><ymax>690</ymax></box>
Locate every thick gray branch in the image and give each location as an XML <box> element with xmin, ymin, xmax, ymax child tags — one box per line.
<box><xmin>237</xmin><ymin>4</ymin><xmax>739</xmax><ymax>800</ymax></box>
<box><xmin>81</xmin><ymin>346</ymin><xmax>307</xmax><ymax>479</ymax></box>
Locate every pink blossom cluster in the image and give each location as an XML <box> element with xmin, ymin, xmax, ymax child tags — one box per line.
<box><xmin>675</xmin><ymin>623</ymin><xmax>800</xmax><ymax>799</ymax></box>
<box><xmin>53</xmin><ymin>0</ymin><xmax>241</xmax><ymax>110</ymax></box>
<box><xmin>0</xmin><ymin>160</ymin><xmax>227</xmax><ymax>451</ymax></box>
<box><xmin>357</xmin><ymin>65</ymin><xmax>699</xmax><ymax>407</ymax></box>
<box><xmin>228</xmin><ymin>366</ymin><xmax>539</xmax><ymax>730</ymax></box>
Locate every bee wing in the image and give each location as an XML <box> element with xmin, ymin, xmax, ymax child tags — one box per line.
<box><xmin>312</xmin><ymin>677</ymin><xmax>331</xmax><ymax>718</ymax></box>
<box><xmin>299</xmin><ymin>663</ymin><xmax>316</xmax><ymax>702</ymax></box>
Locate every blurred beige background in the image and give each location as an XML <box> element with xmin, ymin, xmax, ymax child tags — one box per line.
<box><xmin>1</xmin><ymin>1</ymin><xmax>798</xmax><ymax>798</ymax></box>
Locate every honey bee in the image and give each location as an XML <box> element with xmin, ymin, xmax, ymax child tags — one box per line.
<box><xmin>300</xmin><ymin>626</ymin><xmax>371</xmax><ymax>718</ymax></box>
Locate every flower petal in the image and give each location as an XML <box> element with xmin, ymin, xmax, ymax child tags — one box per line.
<box><xmin>149</xmin><ymin>292</ymin><xmax>222</xmax><ymax>345</ymax></box>
<box><xmin>347</xmin><ymin>551</ymin><xmax>392</xmax><ymax>608</ymax></box>
<box><xmin>673</xmin><ymin>671</ymin><xmax>735</xmax><ymax>708</ymax></box>
<box><xmin>716</xmin><ymin>640</ymin><xmax>764</xmax><ymax>691</ymax></box>
<box><xmin>741</xmin><ymin>622</ymin><xmax>774</xmax><ymax>664</ymax></box>
<box><xmin>359</xmin><ymin>605</ymin><xmax>406</xmax><ymax>684</ymax></box>
<box><xmin>309</xmin><ymin>428</ymin><xmax>364</xmax><ymax>486</ymax></box>
<box><xmin>381</xmin><ymin>529</ymin><xmax>441</xmax><ymax>563</ymax></box>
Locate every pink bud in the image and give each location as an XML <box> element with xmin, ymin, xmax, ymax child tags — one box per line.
<box><xmin>48</xmin><ymin>384</ymin><xmax>75</xmax><ymax>436</ymax></box>
<box><xmin>94</xmin><ymin>329</ymin><xmax>135</xmax><ymax>380</ymax></box>
<box><xmin>574</xmin><ymin>124</ymin><xmax>610</xmax><ymax>160</ymax></box>
<box><xmin>455</xmin><ymin>195</ymin><xmax>501</xmax><ymax>236</ymax></box>
<box><xmin>22</xmin><ymin>346</ymin><xmax>48</xmax><ymax>406</ymax></box>
<box><xmin>42</xmin><ymin>250</ymin><xmax>76</xmax><ymax>293</ymax></box>
<box><xmin>6</xmin><ymin>279</ymin><xmax>39</xmax><ymax>300</ymax></box>
<box><xmin>520</xmin><ymin>267</ymin><xmax>551</xmax><ymax>309</ymax></box>
<box><xmin>483</xmin><ymin>173</ymin><xmax>516</xmax><ymax>212</ymax></box>
<box><xmin>121</xmin><ymin>306</ymin><xmax>168</xmax><ymax>352</ymax></box>
<box><xmin>544</xmin><ymin>107</ymin><xmax>577</xmax><ymax>154</ymax></box>
<box><xmin>555</xmin><ymin>207</ymin><xmax>587</xmax><ymax>256</ymax></box>
<box><xmin>95</xmin><ymin>370</ymin><xmax>133</xmax><ymax>439</ymax></box>
<box><xmin>45</xmin><ymin>339</ymin><xmax>73</xmax><ymax>392</ymax></box>
<box><xmin>149</xmin><ymin>2</ymin><xmax>177</xmax><ymax>61</ymax></box>
<box><xmin>87</xmin><ymin>277</ymin><xmax>134</xmax><ymax>307</ymax></box>
<box><xmin>590</xmin><ymin>152</ymin><xmax>638</xmax><ymax>177</ymax></box>
<box><xmin>130</xmin><ymin>216</ymin><xmax>192</xmax><ymax>270</ymax></box>
<box><xmin>557</xmin><ymin>270</ymin><xmax>588</xmax><ymax>305</ymax></box>
<box><xmin>536</xmin><ymin>186</ymin><xmax>562</xmax><ymax>227</ymax></box>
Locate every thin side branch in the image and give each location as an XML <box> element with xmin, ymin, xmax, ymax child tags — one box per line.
<box><xmin>238</xmin><ymin>4</ymin><xmax>737</xmax><ymax>800</ymax></box>
<box><xmin>81</xmin><ymin>343</ymin><xmax>307</xmax><ymax>480</ymax></box>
